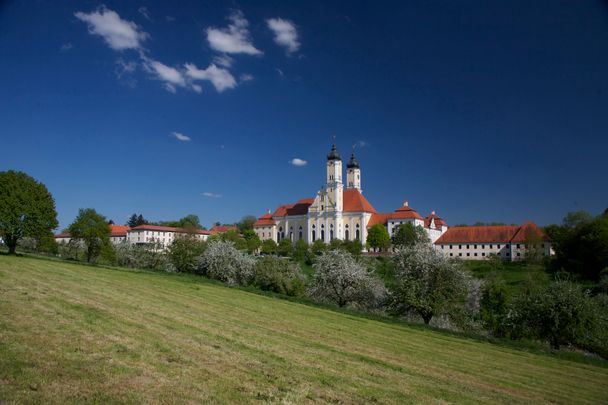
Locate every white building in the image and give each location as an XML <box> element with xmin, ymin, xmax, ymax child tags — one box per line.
<box><xmin>55</xmin><ymin>224</ymin><xmax>210</xmax><ymax>251</ymax></box>
<box><xmin>254</xmin><ymin>144</ymin><xmax>448</xmax><ymax>245</ymax></box>
<box><xmin>434</xmin><ymin>222</ymin><xmax>552</xmax><ymax>261</ymax></box>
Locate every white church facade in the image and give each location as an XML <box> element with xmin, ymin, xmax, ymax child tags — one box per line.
<box><xmin>254</xmin><ymin>144</ymin><xmax>448</xmax><ymax>244</ymax></box>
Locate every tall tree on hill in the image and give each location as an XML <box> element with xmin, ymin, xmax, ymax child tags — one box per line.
<box><xmin>0</xmin><ymin>170</ymin><xmax>58</xmax><ymax>255</ymax></box>
<box><xmin>127</xmin><ymin>214</ymin><xmax>148</xmax><ymax>228</ymax></box>
<box><xmin>393</xmin><ymin>223</ymin><xmax>430</xmax><ymax>249</ymax></box>
<box><xmin>366</xmin><ymin>224</ymin><xmax>391</xmax><ymax>252</ymax></box>
<box><xmin>237</xmin><ymin>215</ymin><xmax>257</xmax><ymax>233</ymax></box>
<box><xmin>69</xmin><ymin>208</ymin><xmax>111</xmax><ymax>263</ymax></box>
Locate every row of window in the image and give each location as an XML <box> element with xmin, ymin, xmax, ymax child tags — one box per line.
<box><xmin>441</xmin><ymin>243</ymin><xmax>544</xmax><ymax>250</ymax></box>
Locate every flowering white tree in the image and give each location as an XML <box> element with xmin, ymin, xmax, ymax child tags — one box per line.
<box><xmin>391</xmin><ymin>242</ymin><xmax>470</xmax><ymax>325</ymax></box>
<box><xmin>308</xmin><ymin>250</ymin><xmax>386</xmax><ymax>309</ymax></box>
<box><xmin>196</xmin><ymin>240</ymin><xmax>255</xmax><ymax>286</ymax></box>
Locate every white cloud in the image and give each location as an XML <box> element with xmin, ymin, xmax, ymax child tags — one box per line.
<box><xmin>138</xmin><ymin>6</ymin><xmax>152</xmax><ymax>21</ymax></box>
<box><xmin>213</xmin><ymin>55</ymin><xmax>234</xmax><ymax>68</ymax></box>
<box><xmin>191</xmin><ymin>84</ymin><xmax>202</xmax><ymax>93</ymax></box>
<box><xmin>171</xmin><ymin>132</ymin><xmax>191</xmax><ymax>142</ymax></box>
<box><xmin>276</xmin><ymin>67</ymin><xmax>284</xmax><ymax>77</ymax></box>
<box><xmin>206</xmin><ymin>11</ymin><xmax>262</xmax><ymax>55</ymax></box>
<box><xmin>185</xmin><ymin>63</ymin><xmax>237</xmax><ymax>93</ymax></box>
<box><xmin>267</xmin><ymin>18</ymin><xmax>300</xmax><ymax>53</ymax></box>
<box><xmin>60</xmin><ymin>42</ymin><xmax>73</xmax><ymax>51</ymax></box>
<box><xmin>357</xmin><ymin>140</ymin><xmax>368</xmax><ymax>148</ymax></box>
<box><xmin>203</xmin><ymin>192</ymin><xmax>222</xmax><ymax>198</ymax></box>
<box><xmin>289</xmin><ymin>158</ymin><xmax>307</xmax><ymax>167</ymax></box>
<box><xmin>142</xmin><ymin>57</ymin><xmax>187</xmax><ymax>92</ymax></box>
<box><xmin>75</xmin><ymin>7</ymin><xmax>148</xmax><ymax>51</ymax></box>
<box><xmin>240</xmin><ymin>73</ymin><xmax>254</xmax><ymax>82</ymax></box>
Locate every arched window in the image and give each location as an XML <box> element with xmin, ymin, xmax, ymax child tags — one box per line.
<box><xmin>312</xmin><ymin>224</ymin><xmax>316</xmax><ymax>241</ymax></box>
<box><xmin>330</xmin><ymin>224</ymin><xmax>334</xmax><ymax>241</ymax></box>
<box><xmin>356</xmin><ymin>223</ymin><xmax>360</xmax><ymax>241</ymax></box>
<box><xmin>321</xmin><ymin>224</ymin><xmax>325</xmax><ymax>241</ymax></box>
<box><xmin>299</xmin><ymin>226</ymin><xmax>303</xmax><ymax>240</ymax></box>
<box><xmin>345</xmin><ymin>230</ymin><xmax>349</xmax><ymax>240</ymax></box>
<box><xmin>278</xmin><ymin>227</ymin><xmax>283</xmax><ymax>242</ymax></box>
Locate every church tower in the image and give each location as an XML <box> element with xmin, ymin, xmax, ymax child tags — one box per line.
<box><xmin>326</xmin><ymin>144</ymin><xmax>343</xmax><ymax>212</ymax></box>
<box><xmin>346</xmin><ymin>151</ymin><xmax>361</xmax><ymax>191</ymax></box>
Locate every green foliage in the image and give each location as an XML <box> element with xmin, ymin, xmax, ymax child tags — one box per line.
<box><xmin>58</xmin><ymin>240</ymin><xmax>86</xmax><ymax>261</ymax></box>
<box><xmin>261</xmin><ymin>239</ymin><xmax>278</xmax><ymax>255</ymax></box>
<box><xmin>293</xmin><ymin>239</ymin><xmax>311</xmax><ymax>263</ymax></box>
<box><xmin>208</xmin><ymin>230</ymin><xmax>247</xmax><ymax>250</ymax></box>
<box><xmin>366</xmin><ymin>224</ymin><xmax>390</xmax><ymax>252</ymax></box>
<box><xmin>237</xmin><ymin>215</ymin><xmax>257</xmax><ymax>233</ymax></box>
<box><xmin>506</xmin><ymin>280</ymin><xmax>601</xmax><ymax>350</ymax></box>
<box><xmin>277</xmin><ymin>239</ymin><xmax>293</xmax><ymax>257</ymax></box>
<box><xmin>392</xmin><ymin>223</ymin><xmax>429</xmax><ymax>249</ymax></box>
<box><xmin>158</xmin><ymin>214</ymin><xmax>202</xmax><ymax>229</ymax></box>
<box><xmin>547</xmin><ymin>210</ymin><xmax>608</xmax><ymax>280</ymax></box>
<box><xmin>0</xmin><ymin>170</ymin><xmax>58</xmax><ymax>254</ymax></box>
<box><xmin>311</xmin><ymin>239</ymin><xmax>327</xmax><ymax>255</ymax></box>
<box><xmin>166</xmin><ymin>236</ymin><xmax>207</xmax><ymax>273</ymax></box>
<box><xmin>127</xmin><ymin>213</ymin><xmax>148</xmax><ymax>228</ymax></box>
<box><xmin>390</xmin><ymin>243</ymin><xmax>470</xmax><ymax>324</ymax></box>
<box><xmin>112</xmin><ymin>241</ymin><xmax>169</xmax><ymax>271</ymax></box>
<box><xmin>68</xmin><ymin>208</ymin><xmax>111</xmax><ymax>263</ymax></box>
<box><xmin>242</xmin><ymin>230</ymin><xmax>262</xmax><ymax>254</ymax></box>
<box><xmin>252</xmin><ymin>256</ymin><xmax>306</xmax><ymax>296</ymax></box>
<box><xmin>480</xmin><ymin>275</ymin><xmax>510</xmax><ymax>337</ymax></box>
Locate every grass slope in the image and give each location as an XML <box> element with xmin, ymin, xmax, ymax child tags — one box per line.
<box><xmin>1</xmin><ymin>255</ymin><xmax>607</xmax><ymax>404</ymax></box>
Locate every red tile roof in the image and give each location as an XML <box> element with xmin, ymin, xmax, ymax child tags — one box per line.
<box><xmin>435</xmin><ymin>222</ymin><xmax>545</xmax><ymax>244</ymax></box>
<box><xmin>392</xmin><ymin>201</ymin><xmax>423</xmax><ymax>220</ymax></box>
<box><xmin>425</xmin><ymin>212</ymin><xmax>447</xmax><ymax>229</ymax></box>
<box><xmin>54</xmin><ymin>232</ymin><xmax>71</xmax><ymax>238</ymax></box>
<box><xmin>343</xmin><ymin>189</ymin><xmax>377</xmax><ymax>213</ymax></box>
<box><xmin>366</xmin><ymin>213</ymin><xmax>392</xmax><ymax>228</ymax></box>
<box><xmin>130</xmin><ymin>224</ymin><xmax>211</xmax><ymax>235</ymax></box>
<box><xmin>110</xmin><ymin>225</ymin><xmax>130</xmax><ymax>237</ymax></box>
<box><xmin>254</xmin><ymin>212</ymin><xmax>276</xmax><ymax>227</ymax></box>
<box><xmin>511</xmin><ymin>221</ymin><xmax>546</xmax><ymax>243</ymax></box>
<box><xmin>209</xmin><ymin>225</ymin><xmax>237</xmax><ymax>234</ymax></box>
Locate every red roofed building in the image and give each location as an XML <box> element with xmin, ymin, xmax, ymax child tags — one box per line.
<box><xmin>127</xmin><ymin>224</ymin><xmax>210</xmax><ymax>250</ymax></box>
<box><xmin>209</xmin><ymin>225</ymin><xmax>237</xmax><ymax>235</ymax></box>
<box><xmin>254</xmin><ymin>144</ymin><xmax>449</xmax><ymax>245</ymax></box>
<box><xmin>434</xmin><ymin>221</ymin><xmax>552</xmax><ymax>261</ymax></box>
<box><xmin>55</xmin><ymin>224</ymin><xmax>132</xmax><ymax>245</ymax></box>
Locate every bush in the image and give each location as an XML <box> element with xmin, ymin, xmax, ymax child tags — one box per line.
<box><xmin>307</xmin><ymin>250</ymin><xmax>386</xmax><ymax>309</ymax></box>
<box><xmin>311</xmin><ymin>239</ymin><xmax>326</xmax><ymax>255</ymax></box>
<box><xmin>261</xmin><ymin>239</ymin><xmax>278</xmax><ymax>255</ymax></box>
<box><xmin>277</xmin><ymin>239</ymin><xmax>293</xmax><ymax>257</ymax></box>
<box><xmin>58</xmin><ymin>240</ymin><xmax>86</xmax><ymax>261</ymax></box>
<box><xmin>480</xmin><ymin>276</ymin><xmax>510</xmax><ymax>337</ymax></box>
<box><xmin>196</xmin><ymin>240</ymin><xmax>255</xmax><ymax>286</ymax></box>
<box><xmin>113</xmin><ymin>241</ymin><xmax>168</xmax><ymax>271</ymax></box>
<box><xmin>390</xmin><ymin>243</ymin><xmax>470</xmax><ymax>325</ymax></box>
<box><xmin>506</xmin><ymin>280</ymin><xmax>600</xmax><ymax>350</ymax></box>
<box><xmin>253</xmin><ymin>256</ymin><xmax>306</xmax><ymax>296</ymax></box>
<box><xmin>166</xmin><ymin>236</ymin><xmax>206</xmax><ymax>273</ymax></box>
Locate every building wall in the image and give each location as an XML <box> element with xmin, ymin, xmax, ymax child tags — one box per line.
<box><xmin>436</xmin><ymin>241</ymin><xmax>552</xmax><ymax>261</ymax></box>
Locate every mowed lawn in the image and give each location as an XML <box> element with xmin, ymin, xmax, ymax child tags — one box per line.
<box><xmin>1</xmin><ymin>256</ymin><xmax>607</xmax><ymax>404</ymax></box>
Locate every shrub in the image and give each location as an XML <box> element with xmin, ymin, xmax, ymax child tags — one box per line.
<box><xmin>506</xmin><ymin>280</ymin><xmax>599</xmax><ymax>350</ymax></box>
<box><xmin>278</xmin><ymin>238</ymin><xmax>293</xmax><ymax>257</ymax></box>
<box><xmin>307</xmin><ymin>250</ymin><xmax>386</xmax><ymax>309</ymax></box>
<box><xmin>311</xmin><ymin>239</ymin><xmax>326</xmax><ymax>255</ymax></box>
<box><xmin>113</xmin><ymin>241</ymin><xmax>168</xmax><ymax>271</ymax></box>
<box><xmin>166</xmin><ymin>236</ymin><xmax>206</xmax><ymax>273</ymax></box>
<box><xmin>261</xmin><ymin>239</ymin><xmax>278</xmax><ymax>255</ymax></box>
<box><xmin>196</xmin><ymin>240</ymin><xmax>255</xmax><ymax>286</ymax></box>
<box><xmin>390</xmin><ymin>243</ymin><xmax>470</xmax><ymax>325</ymax></box>
<box><xmin>58</xmin><ymin>240</ymin><xmax>86</xmax><ymax>261</ymax></box>
<box><xmin>480</xmin><ymin>276</ymin><xmax>510</xmax><ymax>337</ymax></box>
<box><xmin>253</xmin><ymin>256</ymin><xmax>306</xmax><ymax>296</ymax></box>
<box><xmin>293</xmin><ymin>239</ymin><xmax>312</xmax><ymax>263</ymax></box>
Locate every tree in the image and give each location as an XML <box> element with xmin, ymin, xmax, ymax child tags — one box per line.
<box><xmin>196</xmin><ymin>240</ymin><xmax>255</xmax><ymax>286</ymax></box>
<box><xmin>507</xmin><ymin>281</ymin><xmax>599</xmax><ymax>350</ymax></box>
<box><xmin>0</xmin><ymin>170</ymin><xmax>58</xmax><ymax>255</ymax></box>
<box><xmin>68</xmin><ymin>208</ymin><xmax>111</xmax><ymax>263</ymax></box>
<box><xmin>293</xmin><ymin>239</ymin><xmax>311</xmax><ymax>262</ymax></box>
<box><xmin>307</xmin><ymin>250</ymin><xmax>386</xmax><ymax>308</ymax></box>
<box><xmin>167</xmin><ymin>235</ymin><xmax>207</xmax><ymax>273</ymax></box>
<box><xmin>480</xmin><ymin>275</ymin><xmax>509</xmax><ymax>336</ymax></box>
<box><xmin>261</xmin><ymin>239</ymin><xmax>278</xmax><ymax>255</ymax></box>
<box><xmin>393</xmin><ymin>222</ymin><xmax>430</xmax><ymax>248</ymax></box>
<box><xmin>253</xmin><ymin>256</ymin><xmax>306</xmax><ymax>296</ymax></box>
<box><xmin>311</xmin><ymin>239</ymin><xmax>327</xmax><ymax>255</ymax></box>
<box><xmin>390</xmin><ymin>242</ymin><xmax>470</xmax><ymax>324</ymax></box>
<box><xmin>237</xmin><ymin>215</ymin><xmax>257</xmax><ymax>233</ymax></box>
<box><xmin>242</xmin><ymin>230</ymin><xmax>262</xmax><ymax>254</ymax></box>
<box><xmin>278</xmin><ymin>239</ymin><xmax>293</xmax><ymax>257</ymax></box>
<box><xmin>127</xmin><ymin>214</ymin><xmax>148</xmax><ymax>228</ymax></box>
<box><xmin>366</xmin><ymin>224</ymin><xmax>390</xmax><ymax>252</ymax></box>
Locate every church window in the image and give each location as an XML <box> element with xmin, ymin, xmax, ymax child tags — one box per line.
<box><xmin>330</xmin><ymin>230</ymin><xmax>334</xmax><ymax>240</ymax></box>
<box><xmin>321</xmin><ymin>230</ymin><xmax>325</xmax><ymax>240</ymax></box>
<box><xmin>345</xmin><ymin>230</ymin><xmax>349</xmax><ymax>240</ymax></box>
<box><xmin>312</xmin><ymin>231</ymin><xmax>316</xmax><ymax>241</ymax></box>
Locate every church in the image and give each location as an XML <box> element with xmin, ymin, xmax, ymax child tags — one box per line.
<box><xmin>253</xmin><ymin>144</ymin><xmax>448</xmax><ymax>245</ymax></box>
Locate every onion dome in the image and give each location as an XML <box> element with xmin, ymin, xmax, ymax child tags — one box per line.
<box><xmin>327</xmin><ymin>144</ymin><xmax>341</xmax><ymax>161</ymax></box>
<box><xmin>347</xmin><ymin>152</ymin><xmax>360</xmax><ymax>169</ymax></box>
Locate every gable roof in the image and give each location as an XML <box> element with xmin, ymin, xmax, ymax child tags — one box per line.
<box><xmin>425</xmin><ymin>212</ymin><xmax>447</xmax><ymax>229</ymax></box>
<box><xmin>343</xmin><ymin>189</ymin><xmax>377</xmax><ymax>213</ymax></box>
<box><xmin>435</xmin><ymin>222</ymin><xmax>545</xmax><ymax>244</ymax></box>
<box><xmin>110</xmin><ymin>225</ymin><xmax>130</xmax><ymax>237</ymax></box>
<box><xmin>254</xmin><ymin>212</ymin><xmax>276</xmax><ymax>227</ymax></box>
<box><xmin>209</xmin><ymin>225</ymin><xmax>237</xmax><ymax>234</ymax></box>
<box><xmin>391</xmin><ymin>201</ymin><xmax>423</xmax><ymax>220</ymax></box>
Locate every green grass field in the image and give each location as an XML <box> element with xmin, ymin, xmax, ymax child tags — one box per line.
<box><xmin>1</xmin><ymin>255</ymin><xmax>607</xmax><ymax>404</ymax></box>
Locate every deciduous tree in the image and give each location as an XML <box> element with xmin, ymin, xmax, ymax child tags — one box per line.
<box><xmin>0</xmin><ymin>170</ymin><xmax>58</xmax><ymax>255</ymax></box>
<box><xmin>68</xmin><ymin>208</ymin><xmax>111</xmax><ymax>263</ymax></box>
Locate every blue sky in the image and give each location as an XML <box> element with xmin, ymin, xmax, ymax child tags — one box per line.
<box><xmin>1</xmin><ymin>1</ymin><xmax>607</xmax><ymax>230</ymax></box>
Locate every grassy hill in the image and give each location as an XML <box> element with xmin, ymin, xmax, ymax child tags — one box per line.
<box><xmin>1</xmin><ymin>255</ymin><xmax>607</xmax><ymax>404</ymax></box>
